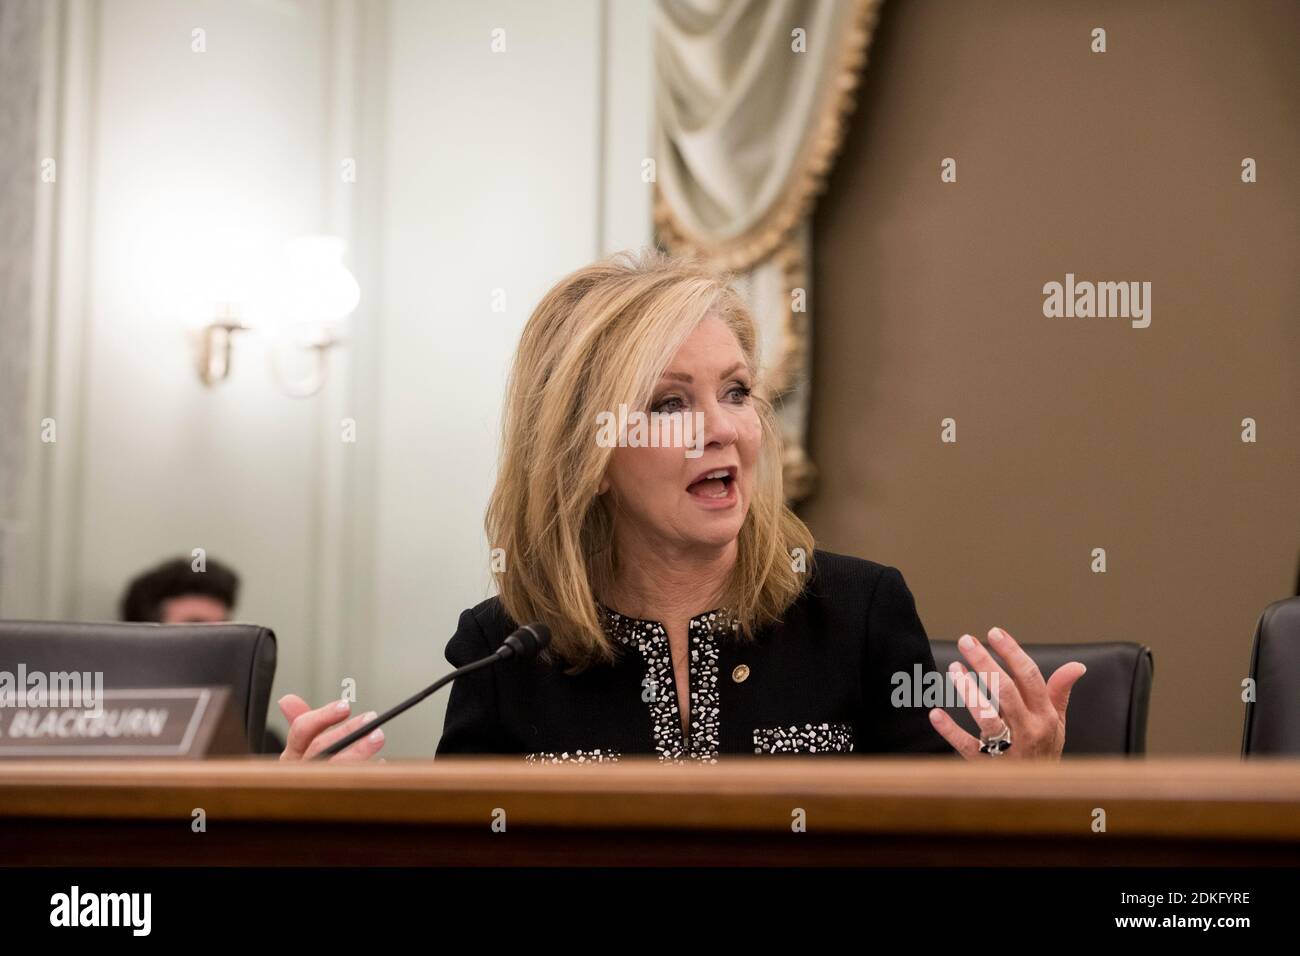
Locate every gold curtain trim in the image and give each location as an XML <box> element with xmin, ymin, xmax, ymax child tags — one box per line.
<box><xmin>767</xmin><ymin>232</ymin><xmax>809</xmax><ymax>400</ymax></box>
<box><xmin>773</xmin><ymin>231</ymin><xmax>817</xmax><ymax>503</ymax></box>
<box><xmin>654</xmin><ymin>0</ymin><xmax>882</xmax><ymax>273</ymax></box>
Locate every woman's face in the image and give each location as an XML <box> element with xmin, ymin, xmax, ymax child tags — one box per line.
<box><xmin>601</xmin><ymin>315</ymin><xmax>762</xmax><ymax>554</ymax></box>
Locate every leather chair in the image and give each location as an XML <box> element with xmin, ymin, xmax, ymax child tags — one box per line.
<box><xmin>1241</xmin><ymin>596</ymin><xmax>1300</xmax><ymax>756</ymax></box>
<box><xmin>930</xmin><ymin>640</ymin><xmax>1153</xmax><ymax>754</ymax></box>
<box><xmin>0</xmin><ymin>620</ymin><xmax>277</xmax><ymax>752</ymax></box>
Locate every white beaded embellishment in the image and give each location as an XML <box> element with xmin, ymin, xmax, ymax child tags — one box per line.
<box><xmin>752</xmin><ymin>721</ymin><xmax>855</xmax><ymax>754</ymax></box>
<box><xmin>524</xmin><ymin>749</ymin><xmax>620</xmax><ymax>764</ymax></box>
<box><xmin>601</xmin><ymin>606</ymin><xmax>734</xmax><ymax>763</ymax></box>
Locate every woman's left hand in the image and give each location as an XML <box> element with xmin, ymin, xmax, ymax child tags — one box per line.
<box><xmin>927</xmin><ymin>627</ymin><xmax>1086</xmax><ymax>760</ymax></box>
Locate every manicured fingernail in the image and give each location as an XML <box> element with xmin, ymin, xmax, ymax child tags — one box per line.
<box><xmin>277</xmin><ymin>695</ymin><xmax>290</xmax><ymax>707</ymax></box>
<box><xmin>958</xmin><ymin>634</ymin><xmax>975</xmax><ymax>651</ymax></box>
<box><xmin>369</xmin><ymin>727</ymin><xmax>385</xmax><ymax>743</ymax></box>
<box><xmin>928</xmin><ymin>709</ymin><xmax>942</xmax><ymax>723</ymax></box>
<box><xmin>363</xmin><ymin>711</ymin><xmax>377</xmax><ymax>722</ymax></box>
<box><xmin>335</xmin><ymin>700</ymin><xmax>349</xmax><ymax>712</ymax></box>
<box><xmin>989</xmin><ymin>627</ymin><xmax>1004</xmax><ymax>642</ymax></box>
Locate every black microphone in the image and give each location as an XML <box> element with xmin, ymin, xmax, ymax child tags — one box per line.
<box><xmin>315</xmin><ymin>622</ymin><xmax>550</xmax><ymax>760</ymax></box>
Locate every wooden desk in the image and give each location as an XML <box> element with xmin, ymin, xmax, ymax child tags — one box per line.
<box><xmin>1</xmin><ymin>757</ymin><xmax>1297</xmax><ymax>865</ymax></box>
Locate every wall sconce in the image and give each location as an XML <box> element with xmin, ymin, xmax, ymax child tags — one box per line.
<box><xmin>196</xmin><ymin>301</ymin><xmax>249</xmax><ymax>387</ymax></box>
<box><xmin>195</xmin><ymin>235</ymin><xmax>360</xmax><ymax>397</ymax></box>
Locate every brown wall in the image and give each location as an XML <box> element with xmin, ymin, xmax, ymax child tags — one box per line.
<box><xmin>802</xmin><ymin>0</ymin><xmax>1299</xmax><ymax>754</ymax></box>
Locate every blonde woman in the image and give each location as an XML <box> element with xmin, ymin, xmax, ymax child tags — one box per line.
<box><xmin>278</xmin><ymin>251</ymin><xmax>1085</xmax><ymax>762</ymax></box>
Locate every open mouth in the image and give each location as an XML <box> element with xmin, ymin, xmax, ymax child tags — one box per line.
<box><xmin>686</xmin><ymin>466</ymin><xmax>737</xmax><ymax>500</ymax></box>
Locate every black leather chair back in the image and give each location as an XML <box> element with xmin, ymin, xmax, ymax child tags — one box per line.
<box><xmin>1241</xmin><ymin>597</ymin><xmax>1300</xmax><ymax>756</ymax></box>
<box><xmin>930</xmin><ymin>640</ymin><xmax>1153</xmax><ymax>754</ymax></box>
<box><xmin>0</xmin><ymin>620</ymin><xmax>277</xmax><ymax>752</ymax></box>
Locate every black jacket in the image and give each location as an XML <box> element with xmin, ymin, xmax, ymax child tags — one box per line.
<box><xmin>436</xmin><ymin>550</ymin><xmax>956</xmax><ymax>760</ymax></box>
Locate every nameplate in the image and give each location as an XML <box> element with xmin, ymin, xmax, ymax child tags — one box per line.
<box><xmin>0</xmin><ymin>687</ymin><xmax>248</xmax><ymax>758</ymax></box>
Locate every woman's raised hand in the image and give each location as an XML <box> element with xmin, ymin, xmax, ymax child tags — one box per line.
<box><xmin>927</xmin><ymin>627</ymin><xmax>1086</xmax><ymax>760</ymax></box>
<box><xmin>277</xmin><ymin>694</ymin><xmax>386</xmax><ymax>761</ymax></box>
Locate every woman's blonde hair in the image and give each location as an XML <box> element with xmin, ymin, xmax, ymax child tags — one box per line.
<box><xmin>486</xmin><ymin>249</ymin><xmax>814</xmax><ymax>669</ymax></box>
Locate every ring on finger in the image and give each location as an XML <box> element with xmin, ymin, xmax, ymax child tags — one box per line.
<box><xmin>978</xmin><ymin>720</ymin><xmax>1013</xmax><ymax>755</ymax></box>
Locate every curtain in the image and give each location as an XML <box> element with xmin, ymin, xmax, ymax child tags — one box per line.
<box><xmin>0</xmin><ymin>0</ymin><xmax>44</xmax><ymax>612</ymax></box>
<box><xmin>654</xmin><ymin>0</ymin><xmax>881</xmax><ymax>501</ymax></box>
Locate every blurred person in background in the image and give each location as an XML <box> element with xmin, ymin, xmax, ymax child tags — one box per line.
<box><xmin>119</xmin><ymin>556</ymin><xmax>285</xmax><ymax>753</ymax></box>
<box><xmin>119</xmin><ymin>556</ymin><xmax>240</xmax><ymax>624</ymax></box>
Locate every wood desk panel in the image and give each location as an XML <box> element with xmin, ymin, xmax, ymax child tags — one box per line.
<box><xmin>2</xmin><ymin>757</ymin><xmax>1297</xmax><ymax>866</ymax></box>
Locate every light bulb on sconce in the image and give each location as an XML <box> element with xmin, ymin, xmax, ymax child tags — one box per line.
<box><xmin>266</xmin><ymin>235</ymin><xmax>361</xmax><ymax>397</ymax></box>
<box><xmin>194</xmin><ymin>234</ymin><xmax>360</xmax><ymax>397</ymax></box>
